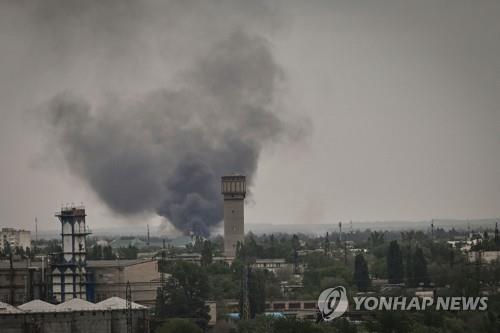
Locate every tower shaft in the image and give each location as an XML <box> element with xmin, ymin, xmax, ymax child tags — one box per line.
<box><xmin>222</xmin><ymin>175</ymin><xmax>246</xmax><ymax>257</ymax></box>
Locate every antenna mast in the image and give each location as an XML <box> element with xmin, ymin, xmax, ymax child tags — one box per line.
<box><xmin>35</xmin><ymin>217</ymin><xmax>38</xmax><ymax>254</ymax></box>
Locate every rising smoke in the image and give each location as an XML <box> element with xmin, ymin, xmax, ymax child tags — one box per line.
<box><xmin>45</xmin><ymin>29</ymin><xmax>296</xmax><ymax>236</ymax></box>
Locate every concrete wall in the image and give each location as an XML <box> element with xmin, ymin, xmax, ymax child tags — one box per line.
<box><xmin>91</xmin><ymin>261</ymin><xmax>160</xmax><ymax>306</ymax></box>
<box><xmin>0</xmin><ymin>309</ymin><xmax>148</xmax><ymax>333</ymax></box>
<box><xmin>0</xmin><ymin>268</ymin><xmax>45</xmax><ymax>305</ymax></box>
<box><xmin>223</xmin><ymin>199</ymin><xmax>244</xmax><ymax>257</ymax></box>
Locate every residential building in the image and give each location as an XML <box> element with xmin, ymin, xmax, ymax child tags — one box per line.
<box><xmin>0</xmin><ymin>228</ymin><xmax>31</xmax><ymax>251</ymax></box>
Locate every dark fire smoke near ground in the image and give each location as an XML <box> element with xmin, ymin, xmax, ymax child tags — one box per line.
<box><xmin>45</xmin><ymin>30</ymin><xmax>302</xmax><ymax>236</ymax></box>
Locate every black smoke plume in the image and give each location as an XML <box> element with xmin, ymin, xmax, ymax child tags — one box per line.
<box><xmin>46</xmin><ymin>31</ymin><xmax>291</xmax><ymax>236</ymax></box>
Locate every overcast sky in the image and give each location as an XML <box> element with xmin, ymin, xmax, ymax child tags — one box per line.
<box><xmin>0</xmin><ymin>0</ymin><xmax>499</xmax><ymax>233</ymax></box>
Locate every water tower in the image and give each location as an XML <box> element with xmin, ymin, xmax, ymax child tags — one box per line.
<box><xmin>221</xmin><ymin>175</ymin><xmax>246</xmax><ymax>257</ymax></box>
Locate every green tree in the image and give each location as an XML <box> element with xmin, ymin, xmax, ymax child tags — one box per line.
<box><xmin>118</xmin><ymin>245</ymin><xmax>138</xmax><ymax>259</ymax></box>
<box><xmin>200</xmin><ymin>240</ymin><xmax>213</xmax><ymax>266</ymax></box>
<box><xmin>369</xmin><ymin>231</ymin><xmax>385</xmax><ymax>247</ymax></box>
<box><xmin>3</xmin><ymin>242</ymin><xmax>11</xmax><ymax>256</ymax></box>
<box><xmin>292</xmin><ymin>234</ymin><xmax>300</xmax><ymax>274</ymax></box>
<box><xmin>156</xmin><ymin>262</ymin><xmax>210</xmax><ymax>328</ymax></box>
<box><xmin>387</xmin><ymin>241</ymin><xmax>404</xmax><ymax>284</ymax></box>
<box><xmin>87</xmin><ymin>245</ymin><xmax>102</xmax><ymax>260</ymax></box>
<box><xmin>248</xmin><ymin>269</ymin><xmax>266</xmax><ymax>317</ymax></box>
<box><xmin>102</xmin><ymin>245</ymin><xmax>115</xmax><ymax>259</ymax></box>
<box><xmin>323</xmin><ymin>232</ymin><xmax>331</xmax><ymax>255</ymax></box>
<box><xmin>155</xmin><ymin>318</ymin><xmax>202</xmax><ymax>333</ymax></box>
<box><xmin>411</xmin><ymin>247</ymin><xmax>429</xmax><ymax>287</ymax></box>
<box><xmin>354</xmin><ymin>253</ymin><xmax>370</xmax><ymax>291</ymax></box>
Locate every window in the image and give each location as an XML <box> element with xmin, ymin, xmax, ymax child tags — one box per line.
<box><xmin>304</xmin><ymin>302</ymin><xmax>316</xmax><ymax>309</ymax></box>
<box><xmin>273</xmin><ymin>303</ymin><xmax>285</xmax><ymax>310</ymax></box>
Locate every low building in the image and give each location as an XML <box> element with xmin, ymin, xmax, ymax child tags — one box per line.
<box><xmin>109</xmin><ymin>237</ymin><xmax>147</xmax><ymax>250</ymax></box>
<box><xmin>163</xmin><ymin>253</ymin><xmax>202</xmax><ymax>265</ymax></box>
<box><xmin>0</xmin><ymin>297</ymin><xmax>148</xmax><ymax>333</ymax></box>
<box><xmin>280</xmin><ymin>281</ymin><xmax>304</xmax><ymax>296</ymax></box>
<box><xmin>468</xmin><ymin>251</ymin><xmax>500</xmax><ymax>264</ymax></box>
<box><xmin>223</xmin><ymin>299</ymin><xmax>318</xmax><ymax>320</ymax></box>
<box><xmin>88</xmin><ymin>259</ymin><xmax>162</xmax><ymax>307</ymax></box>
<box><xmin>0</xmin><ymin>228</ymin><xmax>31</xmax><ymax>251</ymax></box>
<box><xmin>252</xmin><ymin>259</ymin><xmax>293</xmax><ymax>274</ymax></box>
<box><xmin>160</xmin><ymin>253</ymin><xmax>233</xmax><ymax>266</ymax></box>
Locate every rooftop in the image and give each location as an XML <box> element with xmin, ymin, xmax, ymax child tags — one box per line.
<box><xmin>0</xmin><ymin>260</ymin><xmax>44</xmax><ymax>270</ymax></box>
<box><xmin>109</xmin><ymin>237</ymin><xmax>147</xmax><ymax>249</ymax></box>
<box><xmin>18</xmin><ymin>300</ymin><xmax>56</xmax><ymax>312</ymax></box>
<box><xmin>0</xmin><ymin>297</ymin><xmax>148</xmax><ymax>314</ymax></box>
<box><xmin>55</xmin><ymin>298</ymin><xmax>104</xmax><ymax>311</ymax></box>
<box><xmin>97</xmin><ymin>297</ymin><xmax>146</xmax><ymax>310</ymax></box>
<box><xmin>87</xmin><ymin>259</ymin><xmax>155</xmax><ymax>268</ymax></box>
<box><xmin>0</xmin><ymin>301</ymin><xmax>23</xmax><ymax>314</ymax></box>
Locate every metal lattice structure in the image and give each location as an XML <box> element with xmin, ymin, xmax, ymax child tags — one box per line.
<box><xmin>51</xmin><ymin>206</ymin><xmax>91</xmax><ymax>302</ymax></box>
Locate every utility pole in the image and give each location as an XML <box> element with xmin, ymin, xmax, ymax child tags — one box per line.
<box><xmin>430</xmin><ymin>219</ymin><xmax>434</xmax><ymax>241</ymax></box>
<box><xmin>126</xmin><ymin>281</ymin><xmax>133</xmax><ymax>333</ymax></box>
<box><xmin>241</xmin><ymin>265</ymin><xmax>250</xmax><ymax>320</ymax></box>
<box><xmin>495</xmin><ymin>222</ymin><xmax>499</xmax><ymax>244</ymax></box>
<box><xmin>146</xmin><ymin>225</ymin><xmax>150</xmax><ymax>246</ymax></box>
<box><xmin>344</xmin><ymin>242</ymin><xmax>347</xmax><ymax>265</ymax></box>
<box><xmin>9</xmin><ymin>253</ymin><xmax>14</xmax><ymax>305</ymax></box>
<box><xmin>35</xmin><ymin>217</ymin><xmax>38</xmax><ymax>254</ymax></box>
<box><xmin>338</xmin><ymin>221</ymin><xmax>342</xmax><ymax>242</ymax></box>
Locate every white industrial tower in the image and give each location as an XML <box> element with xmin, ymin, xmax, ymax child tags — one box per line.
<box><xmin>222</xmin><ymin>175</ymin><xmax>246</xmax><ymax>257</ymax></box>
<box><xmin>51</xmin><ymin>205</ymin><xmax>91</xmax><ymax>302</ymax></box>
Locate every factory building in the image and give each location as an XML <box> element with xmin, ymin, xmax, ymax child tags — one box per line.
<box><xmin>0</xmin><ymin>297</ymin><xmax>148</xmax><ymax>333</ymax></box>
<box><xmin>0</xmin><ymin>257</ymin><xmax>162</xmax><ymax>307</ymax></box>
<box><xmin>0</xmin><ymin>228</ymin><xmax>31</xmax><ymax>251</ymax></box>
<box><xmin>88</xmin><ymin>259</ymin><xmax>161</xmax><ymax>306</ymax></box>
<box><xmin>0</xmin><ymin>260</ymin><xmax>47</xmax><ymax>305</ymax></box>
<box><xmin>222</xmin><ymin>175</ymin><xmax>246</xmax><ymax>257</ymax></box>
<box><xmin>51</xmin><ymin>206</ymin><xmax>91</xmax><ymax>302</ymax></box>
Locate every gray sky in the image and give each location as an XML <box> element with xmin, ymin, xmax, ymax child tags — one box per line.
<box><xmin>0</xmin><ymin>0</ymin><xmax>499</xmax><ymax>233</ymax></box>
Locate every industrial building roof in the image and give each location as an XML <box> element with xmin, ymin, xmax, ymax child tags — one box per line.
<box><xmin>87</xmin><ymin>258</ymin><xmax>155</xmax><ymax>268</ymax></box>
<box><xmin>18</xmin><ymin>300</ymin><xmax>57</xmax><ymax>312</ymax></box>
<box><xmin>55</xmin><ymin>298</ymin><xmax>104</xmax><ymax>311</ymax></box>
<box><xmin>0</xmin><ymin>260</ymin><xmax>44</xmax><ymax>269</ymax></box>
<box><xmin>97</xmin><ymin>297</ymin><xmax>146</xmax><ymax>310</ymax></box>
<box><xmin>109</xmin><ymin>237</ymin><xmax>147</xmax><ymax>249</ymax></box>
<box><xmin>0</xmin><ymin>301</ymin><xmax>23</xmax><ymax>314</ymax></box>
<box><xmin>0</xmin><ymin>297</ymin><xmax>148</xmax><ymax>315</ymax></box>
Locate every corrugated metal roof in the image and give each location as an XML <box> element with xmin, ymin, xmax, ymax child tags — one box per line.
<box><xmin>0</xmin><ymin>301</ymin><xmax>23</xmax><ymax>314</ymax></box>
<box><xmin>55</xmin><ymin>298</ymin><xmax>104</xmax><ymax>311</ymax></box>
<box><xmin>18</xmin><ymin>300</ymin><xmax>56</xmax><ymax>312</ymax></box>
<box><xmin>0</xmin><ymin>298</ymin><xmax>147</xmax><ymax>314</ymax></box>
<box><xmin>97</xmin><ymin>297</ymin><xmax>146</xmax><ymax>310</ymax></box>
